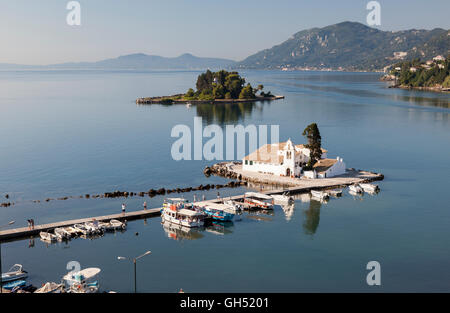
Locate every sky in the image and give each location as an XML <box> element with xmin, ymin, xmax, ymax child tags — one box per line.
<box><xmin>1</xmin><ymin>0</ymin><xmax>449</xmax><ymax>65</ymax></box>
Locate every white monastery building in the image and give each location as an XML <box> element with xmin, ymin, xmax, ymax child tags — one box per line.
<box><xmin>242</xmin><ymin>139</ymin><xmax>346</xmax><ymax>179</ymax></box>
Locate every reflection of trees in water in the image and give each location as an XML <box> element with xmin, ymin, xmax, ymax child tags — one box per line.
<box><xmin>302</xmin><ymin>199</ymin><xmax>322</xmax><ymax>235</ymax></box>
<box><xmin>195</xmin><ymin>102</ymin><xmax>264</xmax><ymax>124</ymax></box>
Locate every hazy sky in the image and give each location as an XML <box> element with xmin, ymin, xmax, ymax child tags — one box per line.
<box><xmin>1</xmin><ymin>0</ymin><xmax>449</xmax><ymax>65</ymax></box>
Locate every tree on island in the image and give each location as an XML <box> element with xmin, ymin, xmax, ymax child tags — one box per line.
<box><xmin>184</xmin><ymin>70</ymin><xmax>272</xmax><ymax>101</ymax></box>
<box><xmin>302</xmin><ymin>123</ymin><xmax>322</xmax><ymax>169</ymax></box>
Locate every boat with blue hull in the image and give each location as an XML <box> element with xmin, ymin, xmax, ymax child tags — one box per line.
<box><xmin>202</xmin><ymin>203</ymin><xmax>235</xmax><ymax>222</ymax></box>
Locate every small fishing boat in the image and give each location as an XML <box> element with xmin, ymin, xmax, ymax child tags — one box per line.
<box><xmin>359</xmin><ymin>183</ymin><xmax>379</xmax><ymax>193</ymax></box>
<box><xmin>243</xmin><ymin>192</ymin><xmax>274</xmax><ymax>209</ymax></box>
<box><xmin>40</xmin><ymin>231</ymin><xmax>57</xmax><ymax>242</ymax></box>
<box><xmin>311</xmin><ymin>190</ymin><xmax>329</xmax><ymax>200</ymax></box>
<box><xmin>349</xmin><ymin>184</ymin><xmax>363</xmax><ymax>194</ymax></box>
<box><xmin>271</xmin><ymin>192</ymin><xmax>294</xmax><ymax>204</ymax></box>
<box><xmin>328</xmin><ymin>189</ymin><xmax>343</xmax><ymax>197</ymax></box>
<box><xmin>63</xmin><ymin>267</ymin><xmax>101</xmax><ymax>293</ymax></box>
<box><xmin>2</xmin><ymin>280</ymin><xmax>26</xmax><ymax>291</ymax></box>
<box><xmin>162</xmin><ymin>201</ymin><xmax>206</xmax><ymax>228</ymax></box>
<box><xmin>85</xmin><ymin>221</ymin><xmax>104</xmax><ymax>234</ymax></box>
<box><xmin>1</xmin><ymin>264</ymin><xmax>28</xmax><ymax>283</ymax></box>
<box><xmin>202</xmin><ymin>203</ymin><xmax>235</xmax><ymax>222</ymax></box>
<box><xmin>54</xmin><ymin>228</ymin><xmax>71</xmax><ymax>240</ymax></box>
<box><xmin>62</xmin><ymin>226</ymin><xmax>80</xmax><ymax>237</ymax></box>
<box><xmin>73</xmin><ymin>224</ymin><xmax>91</xmax><ymax>235</ymax></box>
<box><xmin>34</xmin><ymin>282</ymin><xmax>64</xmax><ymax>293</ymax></box>
<box><xmin>109</xmin><ymin>219</ymin><xmax>126</xmax><ymax>230</ymax></box>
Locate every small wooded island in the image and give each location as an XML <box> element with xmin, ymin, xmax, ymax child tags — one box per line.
<box><xmin>136</xmin><ymin>70</ymin><xmax>284</xmax><ymax>104</ymax></box>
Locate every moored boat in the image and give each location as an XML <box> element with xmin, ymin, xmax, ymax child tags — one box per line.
<box><xmin>328</xmin><ymin>189</ymin><xmax>343</xmax><ymax>197</ymax></box>
<box><xmin>311</xmin><ymin>190</ymin><xmax>329</xmax><ymax>200</ymax></box>
<box><xmin>349</xmin><ymin>184</ymin><xmax>363</xmax><ymax>194</ymax></box>
<box><xmin>202</xmin><ymin>203</ymin><xmax>235</xmax><ymax>222</ymax></box>
<box><xmin>73</xmin><ymin>224</ymin><xmax>92</xmax><ymax>235</ymax></box>
<box><xmin>54</xmin><ymin>228</ymin><xmax>71</xmax><ymax>240</ymax></box>
<box><xmin>63</xmin><ymin>267</ymin><xmax>101</xmax><ymax>293</ymax></box>
<box><xmin>162</xmin><ymin>199</ymin><xmax>206</xmax><ymax>227</ymax></box>
<box><xmin>359</xmin><ymin>183</ymin><xmax>379</xmax><ymax>193</ymax></box>
<box><xmin>1</xmin><ymin>264</ymin><xmax>28</xmax><ymax>283</ymax></box>
<box><xmin>40</xmin><ymin>231</ymin><xmax>57</xmax><ymax>242</ymax></box>
<box><xmin>271</xmin><ymin>192</ymin><xmax>294</xmax><ymax>204</ymax></box>
<box><xmin>2</xmin><ymin>280</ymin><xmax>26</xmax><ymax>291</ymax></box>
<box><xmin>34</xmin><ymin>282</ymin><xmax>64</xmax><ymax>293</ymax></box>
<box><xmin>243</xmin><ymin>192</ymin><xmax>274</xmax><ymax>209</ymax></box>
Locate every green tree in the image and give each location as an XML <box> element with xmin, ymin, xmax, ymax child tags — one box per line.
<box><xmin>302</xmin><ymin>123</ymin><xmax>322</xmax><ymax>168</ymax></box>
<box><xmin>239</xmin><ymin>83</ymin><xmax>256</xmax><ymax>99</ymax></box>
<box><xmin>185</xmin><ymin>88</ymin><xmax>195</xmax><ymax>98</ymax></box>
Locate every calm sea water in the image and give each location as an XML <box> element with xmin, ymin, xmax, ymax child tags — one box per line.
<box><xmin>0</xmin><ymin>70</ymin><xmax>449</xmax><ymax>292</ymax></box>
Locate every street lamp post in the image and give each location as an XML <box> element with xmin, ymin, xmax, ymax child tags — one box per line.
<box><xmin>117</xmin><ymin>250</ymin><xmax>151</xmax><ymax>293</ymax></box>
<box><xmin>0</xmin><ymin>221</ymin><xmax>15</xmax><ymax>293</ymax></box>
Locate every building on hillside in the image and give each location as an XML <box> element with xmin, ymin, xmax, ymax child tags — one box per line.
<box><xmin>433</xmin><ymin>55</ymin><xmax>445</xmax><ymax>62</ymax></box>
<box><xmin>242</xmin><ymin>139</ymin><xmax>329</xmax><ymax>178</ymax></box>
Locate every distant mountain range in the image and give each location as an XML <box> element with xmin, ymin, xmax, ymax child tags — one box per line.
<box><xmin>1</xmin><ymin>22</ymin><xmax>449</xmax><ymax>72</ymax></box>
<box><xmin>0</xmin><ymin>53</ymin><xmax>235</xmax><ymax>70</ymax></box>
<box><xmin>237</xmin><ymin>21</ymin><xmax>450</xmax><ymax>71</ymax></box>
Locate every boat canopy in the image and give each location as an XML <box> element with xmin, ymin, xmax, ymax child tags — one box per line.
<box><xmin>166</xmin><ymin>198</ymin><xmax>187</xmax><ymax>202</ymax></box>
<box><xmin>178</xmin><ymin>209</ymin><xmax>203</xmax><ymax>217</ymax></box>
<box><xmin>204</xmin><ymin>203</ymin><xmax>233</xmax><ymax>211</ymax></box>
<box><xmin>244</xmin><ymin>192</ymin><xmax>273</xmax><ymax>200</ymax></box>
<box><xmin>63</xmin><ymin>268</ymin><xmax>101</xmax><ymax>282</ymax></box>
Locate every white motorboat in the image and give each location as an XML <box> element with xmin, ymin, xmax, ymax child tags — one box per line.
<box><xmin>162</xmin><ymin>202</ymin><xmax>206</xmax><ymax>228</ymax></box>
<box><xmin>34</xmin><ymin>282</ymin><xmax>64</xmax><ymax>293</ymax></box>
<box><xmin>109</xmin><ymin>219</ymin><xmax>126</xmax><ymax>230</ymax></box>
<box><xmin>359</xmin><ymin>183</ymin><xmax>379</xmax><ymax>193</ymax></box>
<box><xmin>54</xmin><ymin>228</ymin><xmax>71</xmax><ymax>240</ymax></box>
<box><xmin>328</xmin><ymin>189</ymin><xmax>343</xmax><ymax>197</ymax></box>
<box><xmin>85</xmin><ymin>221</ymin><xmax>104</xmax><ymax>234</ymax></box>
<box><xmin>73</xmin><ymin>224</ymin><xmax>92</xmax><ymax>235</ymax></box>
<box><xmin>40</xmin><ymin>231</ymin><xmax>57</xmax><ymax>242</ymax></box>
<box><xmin>62</xmin><ymin>226</ymin><xmax>80</xmax><ymax>237</ymax></box>
<box><xmin>349</xmin><ymin>184</ymin><xmax>363</xmax><ymax>194</ymax></box>
<box><xmin>1</xmin><ymin>264</ymin><xmax>28</xmax><ymax>283</ymax></box>
<box><xmin>271</xmin><ymin>192</ymin><xmax>294</xmax><ymax>204</ymax></box>
<box><xmin>243</xmin><ymin>192</ymin><xmax>274</xmax><ymax>209</ymax></box>
<box><xmin>311</xmin><ymin>190</ymin><xmax>329</xmax><ymax>200</ymax></box>
<box><xmin>63</xmin><ymin>267</ymin><xmax>101</xmax><ymax>293</ymax></box>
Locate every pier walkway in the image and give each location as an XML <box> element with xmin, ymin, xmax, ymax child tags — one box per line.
<box><xmin>0</xmin><ymin>168</ymin><xmax>383</xmax><ymax>242</ymax></box>
<box><xmin>0</xmin><ymin>208</ymin><xmax>160</xmax><ymax>242</ymax></box>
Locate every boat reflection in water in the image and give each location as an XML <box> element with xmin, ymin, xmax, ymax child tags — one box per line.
<box><xmin>161</xmin><ymin>220</ymin><xmax>205</xmax><ymax>241</ymax></box>
<box><xmin>245</xmin><ymin>208</ymin><xmax>274</xmax><ymax>222</ymax></box>
<box><xmin>205</xmin><ymin>221</ymin><xmax>234</xmax><ymax>236</ymax></box>
<box><xmin>280</xmin><ymin>202</ymin><xmax>296</xmax><ymax>222</ymax></box>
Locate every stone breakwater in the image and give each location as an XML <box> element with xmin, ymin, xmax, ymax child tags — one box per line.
<box><xmin>1</xmin><ymin>180</ymin><xmax>247</xmax><ymax>208</ymax></box>
<box><xmin>204</xmin><ymin>162</ymin><xmax>384</xmax><ymax>191</ymax></box>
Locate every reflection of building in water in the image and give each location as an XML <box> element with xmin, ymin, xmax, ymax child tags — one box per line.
<box><xmin>281</xmin><ymin>203</ymin><xmax>295</xmax><ymax>221</ymax></box>
<box><xmin>302</xmin><ymin>199</ymin><xmax>322</xmax><ymax>235</ymax></box>
<box><xmin>161</xmin><ymin>221</ymin><xmax>204</xmax><ymax>241</ymax></box>
<box><xmin>205</xmin><ymin>221</ymin><xmax>234</xmax><ymax>236</ymax></box>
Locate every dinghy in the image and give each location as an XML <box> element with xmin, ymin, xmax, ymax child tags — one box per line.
<box><xmin>73</xmin><ymin>224</ymin><xmax>91</xmax><ymax>235</ymax></box>
<box><xmin>349</xmin><ymin>184</ymin><xmax>363</xmax><ymax>194</ymax></box>
<box><xmin>271</xmin><ymin>192</ymin><xmax>294</xmax><ymax>204</ymax></box>
<box><xmin>328</xmin><ymin>189</ymin><xmax>343</xmax><ymax>197</ymax></box>
<box><xmin>54</xmin><ymin>228</ymin><xmax>71</xmax><ymax>240</ymax></box>
<box><xmin>1</xmin><ymin>264</ymin><xmax>28</xmax><ymax>283</ymax></box>
<box><xmin>40</xmin><ymin>231</ymin><xmax>57</xmax><ymax>242</ymax></box>
<box><xmin>311</xmin><ymin>190</ymin><xmax>329</xmax><ymax>200</ymax></box>
<box><xmin>34</xmin><ymin>282</ymin><xmax>64</xmax><ymax>293</ymax></box>
<box><xmin>359</xmin><ymin>183</ymin><xmax>379</xmax><ymax>193</ymax></box>
<box><xmin>109</xmin><ymin>219</ymin><xmax>126</xmax><ymax>230</ymax></box>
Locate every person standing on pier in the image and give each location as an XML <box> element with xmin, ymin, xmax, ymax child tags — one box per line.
<box><xmin>30</xmin><ymin>219</ymin><xmax>35</xmax><ymax>229</ymax></box>
<box><xmin>121</xmin><ymin>203</ymin><xmax>126</xmax><ymax>215</ymax></box>
<box><xmin>143</xmin><ymin>201</ymin><xmax>147</xmax><ymax>210</ymax></box>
